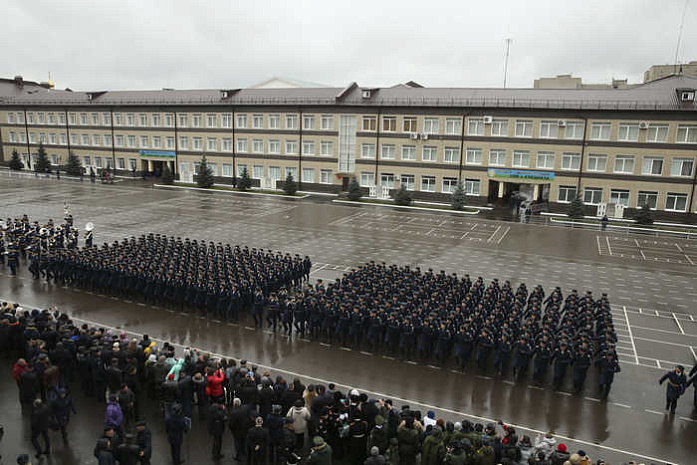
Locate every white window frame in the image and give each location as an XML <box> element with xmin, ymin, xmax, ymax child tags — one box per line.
<box><xmin>179</xmin><ymin>136</ymin><xmax>188</xmax><ymax>150</ymax></box>
<box><xmin>302</xmin><ymin>115</ymin><xmax>315</xmax><ymax>130</ymax></box>
<box><xmin>221</xmin><ymin>113</ymin><xmax>232</xmax><ymax>128</ymax></box>
<box><xmin>583</xmin><ymin>188</ymin><xmax>603</xmax><ymax>205</ymax></box>
<box><xmin>637</xmin><ymin>191</ymin><xmax>658</xmax><ymax>209</ymax></box>
<box><xmin>558</xmin><ymin>186</ymin><xmax>578</xmax><ymax>203</ymax></box>
<box><xmin>362</xmin><ymin>116</ymin><xmax>377</xmax><ymax>131</ymax></box>
<box><xmin>676</xmin><ymin>125</ymin><xmax>697</xmax><ymax>144</ymax></box>
<box><xmin>320</xmin><ymin>141</ymin><xmax>333</xmax><ymax>156</ymax></box>
<box><xmin>320</xmin><ymin>115</ymin><xmax>333</xmax><ymax>130</ymax></box>
<box><xmin>268</xmin><ymin>140</ymin><xmax>280</xmax><ymax>154</ymax></box>
<box><xmin>489</xmin><ymin>149</ymin><xmax>506</xmax><ymax>166</ymax></box>
<box><xmin>468</xmin><ymin>118</ymin><xmax>485</xmax><ymax>136</ymax></box>
<box><xmin>285</xmin><ymin>140</ymin><xmax>298</xmax><ymax>155</ymax></box>
<box><xmin>252</xmin><ymin>139</ymin><xmax>264</xmax><ymax>153</ymax></box>
<box><xmin>444</xmin><ymin>147</ymin><xmax>459</xmax><ymax>164</ymax></box>
<box><xmin>301</xmin><ymin>167</ymin><xmax>315</xmax><ymax>183</ymax></box>
<box><xmin>445</xmin><ymin>118</ymin><xmax>462</xmax><ymax>135</ymax></box>
<box><xmin>151</xmin><ymin>114</ymin><xmax>161</xmax><ymax>127</ymax></box>
<box><xmin>491</xmin><ymin>119</ymin><xmax>508</xmax><ymax>137</ymax></box>
<box><xmin>403</xmin><ymin>117</ymin><xmax>418</xmax><ymax>133</ymax></box>
<box><xmin>610</xmin><ymin>189</ymin><xmax>630</xmax><ymax>207</ymax></box>
<box><xmin>192</xmin><ymin>114</ymin><xmax>202</xmax><ymax>128</ymax></box>
<box><xmin>618</xmin><ymin>123</ymin><xmax>639</xmax><ymax>141</ymax></box>
<box><xmin>237</xmin><ymin>138</ymin><xmax>248</xmax><ymax>153</ymax></box>
<box><xmin>361</xmin><ymin>143</ymin><xmax>376</xmax><ymax>159</ymax></box>
<box><xmin>400</xmin><ymin>174</ymin><xmax>415</xmax><ymax>191</ymax></box>
<box><xmin>646</xmin><ymin>124</ymin><xmax>668</xmax><ymax>143</ymax></box>
<box><xmin>442</xmin><ymin>177</ymin><xmax>458</xmax><ymax>193</ymax></box>
<box><xmin>381</xmin><ymin>144</ymin><xmax>396</xmax><ymax>160</ymax></box>
<box><xmin>613</xmin><ymin>155</ymin><xmax>634</xmax><ymax>174</ymax></box>
<box><xmin>671</xmin><ymin>158</ymin><xmax>694</xmax><ymax>177</ymax></box>
<box><xmin>586</xmin><ymin>154</ymin><xmax>607</xmax><ymax>172</ymax></box>
<box><xmin>268</xmin><ymin>114</ymin><xmax>280</xmax><ymax>129</ymax></box>
<box><xmin>236</xmin><ymin>114</ymin><xmax>247</xmax><ymax>129</ymax></box>
<box><xmin>207</xmin><ymin>137</ymin><xmax>218</xmax><ymax>152</ymax></box>
<box><xmin>382</xmin><ymin>117</ymin><xmax>397</xmax><ymax>132</ymax></box>
<box><xmin>286</xmin><ymin>115</ymin><xmax>298</xmax><ymax>130</ymax></box>
<box><xmin>423</xmin><ymin>118</ymin><xmax>439</xmax><ymax>135</ymax></box>
<box><xmin>302</xmin><ymin>141</ymin><xmax>315</xmax><ymax>156</ymax></box>
<box><xmin>515</xmin><ymin>120</ymin><xmax>533</xmax><ymax>137</ymax></box>
<box><xmin>539</xmin><ymin>121</ymin><xmax>559</xmax><ymax>139</ymax></box>
<box><xmin>420</xmin><ymin>175</ymin><xmax>436</xmax><ymax>192</ymax></box>
<box><xmin>360</xmin><ymin>172</ymin><xmax>375</xmax><ymax>187</ymax></box>
<box><xmin>536</xmin><ymin>151</ymin><xmax>555</xmax><ymax>170</ymax></box>
<box><xmin>512</xmin><ymin>150</ymin><xmax>530</xmax><ymax>168</ymax></box>
<box><xmin>422</xmin><ymin>146</ymin><xmax>437</xmax><ymax>162</ymax></box>
<box><xmin>206</xmin><ymin>114</ymin><xmax>217</xmax><ymax>128</ymax></box>
<box><xmin>466</xmin><ymin>148</ymin><xmax>482</xmax><ymax>165</ymax></box>
<box><xmin>319</xmin><ymin>169</ymin><xmax>333</xmax><ymax>184</ymax></box>
<box><xmin>464</xmin><ymin>179</ymin><xmax>480</xmax><ymax>196</ymax></box>
<box><xmin>561</xmin><ymin>153</ymin><xmax>581</xmax><ymax>171</ymax></box>
<box><xmin>253</xmin><ymin>114</ymin><xmax>264</xmax><ymax>129</ymax></box>
<box><xmin>590</xmin><ymin>122</ymin><xmax>611</xmax><ymax>140</ymax></box>
<box><xmin>641</xmin><ymin>156</ymin><xmax>664</xmax><ymax>176</ymax></box>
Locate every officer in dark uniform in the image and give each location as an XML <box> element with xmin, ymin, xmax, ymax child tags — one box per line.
<box><xmin>659</xmin><ymin>365</ymin><xmax>687</xmax><ymax>414</ymax></box>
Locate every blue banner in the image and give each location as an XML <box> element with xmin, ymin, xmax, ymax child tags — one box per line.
<box><xmin>139</xmin><ymin>150</ymin><xmax>175</xmax><ymax>158</ymax></box>
<box><xmin>487</xmin><ymin>168</ymin><xmax>555</xmax><ymax>181</ymax></box>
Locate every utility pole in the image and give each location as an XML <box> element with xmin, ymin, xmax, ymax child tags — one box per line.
<box><xmin>503</xmin><ymin>38</ymin><xmax>512</xmax><ymax>88</ymax></box>
<box><xmin>674</xmin><ymin>0</ymin><xmax>689</xmax><ymax>74</ymax></box>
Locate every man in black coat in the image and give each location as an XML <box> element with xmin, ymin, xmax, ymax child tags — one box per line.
<box><xmin>165</xmin><ymin>404</ymin><xmax>189</xmax><ymax>465</ymax></box>
<box><xmin>659</xmin><ymin>365</ymin><xmax>688</xmax><ymax>414</ymax></box>
<box><xmin>30</xmin><ymin>398</ymin><xmax>52</xmax><ymax>458</ymax></box>
<box><xmin>247</xmin><ymin>416</ymin><xmax>270</xmax><ymax>465</ymax></box>
<box><xmin>208</xmin><ymin>402</ymin><xmax>227</xmax><ymax>460</ymax></box>
<box><xmin>115</xmin><ymin>433</ymin><xmax>141</xmax><ymax>465</ymax></box>
<box><xmin>135</xmin><ymin>421</ymin><xmax>152</xmax><ymax>465</ymax></box>
<box><xmin>228</xmin><ymin>398</ymin><xmax>252</xmax><ymax>462</ymax></box>
<box><xmin>19</xmin><ymin>366</ymin><xmax>41</xmax><ymax>405</ymax></box>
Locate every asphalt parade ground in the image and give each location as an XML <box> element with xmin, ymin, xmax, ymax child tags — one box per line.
<box><xmin>1</xmin><ymin>174</ymin><xmax>696</xmax><ymax>464</ymax></box>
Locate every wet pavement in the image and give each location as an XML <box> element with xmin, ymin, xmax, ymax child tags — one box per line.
<box><xmin>1</xmin><ymin>175</ymin><xmax>696</xmax><ymax>464</ymax></box>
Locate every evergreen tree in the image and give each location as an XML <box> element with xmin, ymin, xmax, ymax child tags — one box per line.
<box><xmin>8</xmin><ymin>149</ymin><xmax>23</xmax><ymax>170</ymax></box>
<box><xmin>635</xmin><ymin>203</ymin><xmax>654</xmax><ymax>225</ymax></box>
<box><xmin>451</xmin><ymin>181</ymin><xmax>466</xmax><ymax>210</ymax></box>
<box><xmin>346</xmin><ymin>176</ymin><xmax>362</xmax><ymax>201</ymax></box>
<box><xmin>283</xmin><ymin>172</ymin><xmax>297</xmax><ymax>196</ymax></box>
<box><xmin>567</xmin><ymin>195</ymin><xmax>584</xmax><ymax>219</ymax></box>
<box><xmin>196</xmin><ymin>154</ymin><xmax>215</xmax><ymax>188</ymax></box>
<box><xmin>162</xmin><ymin>164</ymin><xmax>175</xmax><ymax>185</ymax></box>
<box><xmin>394</xmin><ymin>185</ymin><xmax>413</xmax><ymax>206</ymax></box>
<box><xmin>65</xmin><ymin>152</ymin><xmax>82</xmax><ymax>176</ymax></box>
<box><xmin>237</xmin><ymin>167</ymin><xmax>253</xmax><ymax>191</ymax></box>
<box><xmin>34</xmin><ymin>143</ymin><xmax>51</xmax><ymax>172</ymax></box>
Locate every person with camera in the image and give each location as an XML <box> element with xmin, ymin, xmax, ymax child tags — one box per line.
<box><xmin>396</xmin><ymin>415</ymin><xmax>422</xmax><ymax>465</ymax></box>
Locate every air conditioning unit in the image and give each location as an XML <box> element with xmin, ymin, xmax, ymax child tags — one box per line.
<box><xmin>483</xmin><ymin>116</ymin><xmax>493</xmax><ymax>124</ymax></box>
<box><xmin>362</xmin><ymin>90</ymin><xmax>372</xmax><ymax>99</ymax></box>
<box><xmin>410</xmin><ymin>132</ymin><xmax>419</xmax><ymax>140</ymax></box>
<box><xmin>639</xmin><ymin>121</ymin><xmax>649</xmax><ymax>129</ymax></box>
<box><xmin>557</xmin><ymin>120</ymin><xmax>566</xmax><ymax>127</ymax></box>
<box><xmin>421</xmin><ymin>133</ymin><xmax>429</xmax><ymax>140</ymax></box>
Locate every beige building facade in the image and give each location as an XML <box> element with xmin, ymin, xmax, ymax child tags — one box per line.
<box><xmin>1</xmin><ymin>77</ymin><xmax>697</xmax><ymax>218</ymax></box>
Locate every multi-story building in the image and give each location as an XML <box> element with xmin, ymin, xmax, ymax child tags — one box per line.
<box><xmin>644</xmin><ymin>61</ymin><xmax>697</xmax><ymax>83</ymax></box>
<box><xmin>1</xmin><ymin>75</ymin><xmax>696</xmax><ymax>218</ymax></box>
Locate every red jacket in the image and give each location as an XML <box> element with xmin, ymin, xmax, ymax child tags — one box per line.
<box><xmin>12</xmin><ymin>362</ymin><xmax>28</xmax><ymax>383</ymax></box>
<box><xmin>206</xmin><ymin>370</ymin><xmax>225</xmax><ymax>398</ymax></box>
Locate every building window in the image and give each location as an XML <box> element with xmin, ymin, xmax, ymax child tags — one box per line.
<box><xmin>252</xmin><ymin>165</ymin><xmax>264</xmax><ymax>179</ymax></box>
<box><xmin>613</xmin><ymin>155</ymin><xmax>634</xmax><ymax>174</ymax></box>
<box><xmin>380</xmin><ymin>174</ymin><xmax>395</xmax><ymax>188</ymax></box>
<box><xmin>444</xmin><ymin>147</ymin><xmax>459</xmax><ymax>163</ymax></box>
<box><xmin>253</xmin><ymin>139</ymin><xmax>264</xmax><ymax>153</ymax></box>
<box><xmin>641</xmin><ymin>157</ymin><xmax>663</xmax><ymax>175</ymax></box>
<box><xmin>466</xmin><ymin>148</ymin><xmax>482</xmax><ymax>165</ymax></box>
<box><xmin>138</xmin><ymin>113</ymin><xmax>147</xmax><ymax>127</ymax></box>
<box><xmin>58</xmin><ymin>113</ymin><xmax>65</xmax><ymax>125</ymax></box>
<box><xmin>286</xmin><ymin>115</ymin><xmax>298</xmax><ymax>130</ymax></box>
<box><xmin>127</xmin><ymin>135</ymin><xmax>136</xmax><ymax>147</ymax></box>
<box><xmin>423</xmin><ymin>118</ymin><xmax>439</xmax><ymax>135</ymax></box>
<box><xmin>103</xmin><ymin>134</ymin><xmax>112</xmax><ymax>146</ymax></box>
<box><xmin>491</xmin><ymin>119</ymin><xmax>508</xmax><ymax>136</ymax></box>
<box><xmin>222</xmin><ymin>163</ymin><xmax>233</xmax><ymax>177</ymax></box>
<box><xmin>253</xmin><ymin>114</ymin><xmax>264</xmax><ymax>129</ymax></box>
<box><xmin>151</xmin><ymin>136</ymin><xmax>161</xmax><ymax>148</ymax></box>
<box><xmin>464</xmin><ymin>179</ymin><xmax>481</xmax><ymax>196</ymax></box>
<box><xmin>302</xmin><ymin>168</ymin><xmax>314</xmax><ymax>183</ymax></box>
<box><xmin>59</xmin><ymin>134</ymin><xmax>66</xmax><ymax>145</ymax></box>
<box><xmin>468</xmin><ymin>118</ymin><xmax>485</xmax><ymax>136</ymax></box>
<box><xmin>618</xmin><ymin>123</ymin><xmax>639</xmax><ymax>141</ymax></box>
<box><xmin>515</xmin><ymin>120</ymin><xmax>533</xmax><ymax>137</ymax></box>
<box><xmin>362</xmin><ymin>116</ymin><xmax>377</xmax><ymax>131</ymax></box>
<box><xmin>445</xmin><ymin>118</ymin><xmax>462</xmax><ymax>135</ymax></box>
<box><xmin>320</xmin><ymin>141</ymin><xmax>333</xmax><ymax>156</ymax></box>
<box><xmin>586</xmin><ymin>154</ymin><xmax>607</xmax><ymax>172</ymax></box>
<box><xmin>140</xmin><ymin>136</ymin><xmax>149</xmax><ymax>148</ymax></box>
<box><xmin>512</xmin><ymin>150</ymin><xmax>530</xmax><ymax>168</ymax></box>
<box><xmin>207</xmin><ymin>137</ymin><xmax>217</xmax><ymax>151</ymax></box>
<box><xmin>361</xmin><ymin>143</ymin><xmax>376</xmax><ymax>159</ymax></box>
<box><xmin>382</xmin><ymin>117</ymin><xmax>396</xmax><ymax>132</ymax></box>
<box><xmin>79</xmin><ymin>113</ymin><xmax>88</xmax><ymax>125</ymax></box>
<box><xmin>302</xmin><ymin>115</ymin><xmax>315</xmax><ymax>130</ymax></box>
<box><xmin>671</xmin><ymin>158</ymin><xmax>694</xmax><ymax>177</ymax></box>
<box><xmin>179</xmin><ymin>136</ymin><xmax>188</xmax><ymax>150</ymax></box>
<box><xmin>285</xmin><ymin>166</ymin><xmax>297</xmax><ymax>180</ymax></box>
<box><xmin>192</xmin><ymin>137</ymin><xmax>202</xmax><ymax>150</ymax></box>
<box><xmin>235</xmin><ymin>164</ymin><xmax>246</xmax><ymax>176</ymax></box>
<box><xmin>192</xmin><ymin>114</ymin><xmax>202</xmax><ymax>128</ymax></box>
<box><xmin>50</xmin><ymin>154</ymin><xmax>59</xmax><ymax>166</ymax></box>
<box><xmin>48</xmin><ymin>113</ymin><xmax>56</xmax><ymax>124</ymax></box>
<box><xmin>646</xmin><ymin>124</ymin><xmax>668</xmax><ymax>143</ymax></box>
<box><xmin>676</xmin><ymin>125</ymin><xmax>697</xmax><ymax>143</ymax></box>
<box><xmin>558</xmin><ymin>186</ymin><xmax>577</xmax><ymax>203</ymax></box>
<box><xmin>221</xmin><ymin>113</ymin><xmax>232</xmax><ymax>128</ymax></box>
<box><xmin>152</xmin><ymin>114</ymin><xmax>161</xmax><ymax>127</ymax></box>
<box><xmin>267</xmin><ymin>166</ymin><xmax>280</xmax><ymax>181</ymax></box>
<box><xmin>36</xmin><ymin>112</ymin><xmax>45</xmax><ymax>124</ymax></box>
<box><xmin>88</xmin><ymin>113</ymin><xmax>97</xmax><ymax>125</ymax></box>
<box><xmin>536</xmin><ymin>152</ymin><xmax>555</xmax><ymax>169</ymax></box>
<box><xmin>561</xmin><ymin>153</ymin><xmax>581</xmax><ymax>171</ymax></box>
<box><xmin>114</xmin><ymin>135</ymin><xmax>123</xmax><ymax>147</ymax></box>
<box><xmin>422</xmin><ymin>146</ymin><xmax>437</xmax><ymax>162</ymax></box>
<box><xmin>583</xmin><ymin>188</ymin><xmax>603</xmax><ymax>205</ymax></box>
<box><xmin>128</xmin><ymin>158</ymin><xmax>137</xmax><ymax>170</ymax></box>
<box><xmin>666</xmin><ymin>193</ymin><xmax>688</xmax><ymax>212</ymax></box>
<box><xmin>302</xmin><ymin>141</ymin><xmax>315</xmax><ymax>156</ymax></box>
<box><xmin>117</xmin><ymin>158</ymin><xmax>125</xmax><ymax>170</ymax></box>
<box><xmin>360</xmin><ymin>172</ymin><xmax>375</xmax><ymax>187</ymax></box>
<box><xmin>381</xmin><ymin>144</ymin><xmax>396</xmax><ymax>159</ymax></box>
<box><xmin>19</xmin><ymin>132</ymin><xmax>26</xmax><ymax>143</ymax></box>
<box><xmin>207</xmin><ymin>163</ymin><xmax>218</xmax><ymax>176</ymax></box>
<box><xmin>94</xmin><ymin>157</ymin><xmax>103</xmax><ymax>168</ymax></box>
<box><xmin>7</xmin><ymin>112</ymin><xmax>15</xmax><ymax>123</ymax></box>
<box><xmin>399</xmin><ymin>174</ymin><xmax>415</xmax><ymax>190</ymax></box>
<box><xmin>207</xmin><ymin>114</ymin><xmax>217</xmax><ymax>128</ymax></box>
<box><xmin>539</xmin><ymin>121</ymin><xmax>559</xmax><ymax>138</ymax></box>
<box><xmin>237</xmin><ymin>138</ymin><xmax>247</xmax><ymax>152</ymax></box>
<box><xmin>221</xmin><ymin>138</ymin><xmax>232</xmax><ymax>152</ymax></box>
<box><xmin>320</xmin><ymin>115</ymin><xmax>333</xmax><ymax>130</ymax></box>
<box><xmin>320</xmin><ymin>169</ymin><xmax>332</xmax><ymax>184</ymax></box>
<box><xmin>236</xmin><ymin>114</ymin><xmax>247</xmax><ymax>128</ymax></box>
<box><xmin>81</xmin><ymin>134</ymin><xmax>89</xmax><ymax>146</ymax></box>
<box><xmin>125</xmin><ymin>113</ymin><xmax>135</xmax><ymax>126</ymax></box>
<box><xmin>403</xmin><ymin>117</ymin><xmax>417</xmax><ymax>133</ymax></box>
<box><xmin>590</xmin><ymin>122</ymin><xmax>611</xmax><ymax>140</ymax></box>
<box><xmin>268</xmin><ymin>140</ymin><xmax>280</xmax><ymax>154</ymax></box>
<box><xmin>442</xmin><ymin>177</ymin><xmax>458</xmax><ymax>193</ymax></box>
<box><xmin>9</xmin><ymin>131</ymin><xmax>16</xmax><ymax>142</ymax></box>
<box><xmin>49</xmin><ymin>133</ymin><xmax>57</xmax><ymax>144</ymax></box>
<box><xmin>165</xmin><ymin>113</ymin><xmax>174</xmax><ymax>127</ymax></box>
<box><xmin>110</xmin><ymin>113</ymin><xmax>120</xmax><ymax>126</ymax></box>
<box><xmin>285</xmin><ymin>140</ymin><xmax>298</xmax><ymax>155</ymax></box>
<box><xmin>92</xmin><ymin>135</ymin><xmax>100</xmax><ymax>146</ymax></box>
<box><xmin>489</xmin><ymin>149</ymin><xmax>506</xmax><ymax>166</ymax></box>
<box><xmin>637</xmin><ymin>191</ymin><xmax>658</xmax><ymax>209</ymax></box>
<box><xmin>610</xmin><ymin>189</ymin><xmax>630</xmax><ymax>206</ymax></box>
<box><xmin>421</xmin><ymin>176</ymin><xmax>436</xmax><ymax>192</ymax></box>
<box><xmin>268</xmin><ymin>114</ymin><xmax>280</xmax><ymax>129</ymax></box>
<box><xmin>68</xmin><ymin>113</ymin><xmax>76</xmax><ymax>125</ymax></box>
<box><xmin>82</xmin><ymin>156</ymin><xmax>91</xmax><ymax>166</ymax></box>
<box><xmin>69</xmin><ymin>134</ymin><xmax>77</xmax><ymax>145</ymax></box>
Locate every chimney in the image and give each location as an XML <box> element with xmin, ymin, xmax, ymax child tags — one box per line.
<box><xmin>14</xmin><ymin>75</ymin><xmax>24</xmax><ymax>88</ymax></box>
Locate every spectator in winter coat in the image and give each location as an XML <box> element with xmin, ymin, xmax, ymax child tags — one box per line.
<box><xmin>307</xmin><ymin>436</ymin><xmax>333</xmax><ymax>465</ymax></box>
<box><xmin>229</xmin><ymin>398</ymin><xmax>253</xmax><ymax>461</ymax></box>
<box><xmin>94</xmin><ymin>437</ymin><xmax>116</xmax><ymax>465</ymax></box>
<box><xmin>421</xmin><ymin>426</ymin><xmax>446</xmax><ymax>465</ymax></box>
<box><xmin>533</xmin><ymin>431</ymin><xmax>556</xmax><ymax>458</ymax></box>
<box><xmin>135</xmin><ymin>421</ymin><xmax>152</xmax><ymax>465</ymax></box>
<box><xmin>247</xmin><ymin>417</ymin><xmax>270</xmax><ymax>465</ymax></box>
<box><xmin>396</xmin><ymin>417</ymin><xmax>421</xmax><ymax>465</ymax></box>
<box><xmin>104</xmin><ymin>394</ymin><xmax>123</xmax><ymax>433</ymax></box>
<box><xmin>115</xmin><ymin>433</ymin><xmax>141</xmax><ymax>465</ymax></box>
<box><xmin>165</xmin><ymin>404</ymin><xmax>190</xmax><ymax>465</ymax></box>
<box><xmin>30</xmin><ymin>398</ymin><xmax>52</xmax><ymax>458</ymax></box>
<box><xmin>49</xmin><ymin>388</ymin><xmax>76</xmax><ymax>441</ymax></box>
<box><xmin>208</xmin><ymin>402</ymin><xmax>227</xmax><ymax>460</ymax></box>
<box><xmin>205</xmin><ymin>368</ymin><xmax>224</xmax><ymax>404</ymax></box>
<box><xmin>287</xmin><ymin>398</ymin><xmax>311</xmax><ymax>450</ymax></box>
<box><xmin>365</xmin><ymin>446</ymin><xmax>386</xmax><ymax>465</ymax></box>
<box><xmin>12</xmin><ymin>358</ymin><xmax>28</xmax><ymax>400</ymax></box>
<box><xmin>548</xmin><ymin>443</ymin><xmax>570</xmax><ymax>465</ymax></box>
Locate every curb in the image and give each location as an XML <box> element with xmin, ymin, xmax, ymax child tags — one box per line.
<box><xmin>331</xmin><ymin>199</ymin><xmax>480</xmax><ymax>215</ymax></box>
<box><xmin>154</xmin><ymin>183</ymin><xmax>309</xmax><ymax>199</ymax></box>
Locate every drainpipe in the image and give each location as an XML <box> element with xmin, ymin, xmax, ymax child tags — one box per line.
<box><xmin>457</xmin><ymin>111</ymin><xmax>467</xmax><ymax>182</ymax></box>
<box><xmin>688</xmin><ymin>162</ymin><xmax>697</xmax><ymax>216</ymax></box>
<box><xmin>173</xmin><ymin>109</ymin><xmax>179</xmax><ymax>177</ymax></box>
<box><xmin>23</xmin><ymin>108</ymin><xmax>31</xmax><ymax>169</ymax></box>
<box><xmin>577</xmin><ymin>116</ymin><xmax>588</xmax><ymax>191</ymax></box>
<box><xmin>231</xmin><ymin>108</ymin><xmax>236</xmax><ymax>181</ymax></box>
<box><xmin>65</xmin><ymin>109</ymin><xmax>72</xmax><ymax>159</ymax></box>
<box><xmin>298</xmin><ymin>108</ymin><xmax>303</xmax><ymax>191</ymax></box>
<box><xmin>374</xmin><ymin>108</ymin><xmax>381</xmax><ymax>182</ymax></box>
<box><xmin>110</xmin><ymin>108</ymin><xmax>116</xmax><ymax>171</ymax></box>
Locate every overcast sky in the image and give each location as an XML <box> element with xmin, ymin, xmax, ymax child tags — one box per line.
<box><xmin>2</xmin><ymin>0</ymin><xmax>695</xmax><ymax>91</ymax></box>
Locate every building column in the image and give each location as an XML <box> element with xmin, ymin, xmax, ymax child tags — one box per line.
<box><xmin>498</xmin><ymin>181</ymin><xmax>505</xmax><ymax>198</ymax></box>
<box><xmin>148</xmin><ymin>160</ymin><xmax>153</xmax><ymax>172</ymax></box>
<box><xmin>533</xmin><ymin>184</ymin><xmax>540</xmax><ymax>200</ymax></box>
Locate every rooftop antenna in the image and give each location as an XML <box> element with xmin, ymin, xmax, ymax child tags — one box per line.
<box><xmin>674</xmin><ymin>0</ymin><xmax>689</xmax><ymax>75</ymax></box>
<box><xmin>503</xmin><ymin>38</ymin><xmax>512</xmax><ymax>88</ymax></box>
